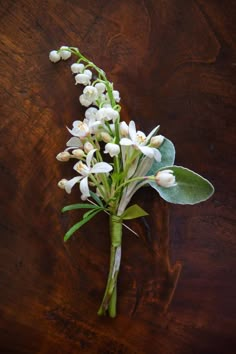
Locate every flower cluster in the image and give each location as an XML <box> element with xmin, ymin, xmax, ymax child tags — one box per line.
<box><xmin>49</xmin><ymin>46</ymin><xmax>214</xmax><ymax>318</ymax></box>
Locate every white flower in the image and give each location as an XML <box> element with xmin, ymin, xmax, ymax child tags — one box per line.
<box><xmin>95</xmin><ymin>82</ymin><xmax>106</xmax><ymax>94</ymax></box>
<box><xmin>84</xmin><ymin>69</ymin><xmax>92</xmax><ymax>79</ymax></box>
<box><xmin>56</xmin><ymin>151</ymin><xmax>71</xmax><ymax>161</ymax></box>
<box><xmin>60</xmin><ymin>46</ymin><xmax>71</xmax><ymax>60</ymax></box>
<box><xmin>85</xmin><ymin>107</ymin><xmax>98</xmax><ymax>121</ymax></box>
<box><xmin>72</xmin><ymin>149</ymin><xmax>85</xmax><ymax>158</ymax></box>
<box><xmin>65</xmin><ymin>137</ymin><xmax>83</xmax><ymax>150</ymax></box>
<box><xmin>150</xmin><ymin>135</ymin><xmax>164</xmax><ymax>148</ymax></box>
<box><xmin>64</xmin><ymin>149</ymin><xmax>113</xmax><ymax>196</ymax></box>
<box><xmin>49</xmin><ymin>50</ymin><xmax>60</xmax><ymax>63</ymax></box>
<box><xmin>83</xmin><ymin>86</ymin><xmax>99</xmax><ymax>102</ymax></box>
<box><xmin>58</xmin><ymin>179</ymin><xmax>68</xmax><ymax>189</ymax></box>
<box><xmin>68</xmin><ymin>121</ymin><xmax>90</xmax><ymax>138</ymax></box>
<box><xmin>120</xmin><ymin>121</ymin><xmax>161</xmax><ymax>161</ymax></box>
<box><xmin>84</xmin><ymin>141</ymin><xmax>94</xmax><ymax>153</ymax></box>
<box><xmin>119</xmin><ymin>121</ymin><xmax>129</xmax><ymax>137</ymax></box>
<box><xmin>155</xmin><ymin>170</ymin><xmax>176</xmax><ymax>188</ymax></box>
<box><xmin>113</xmin><ymin>90</ymin><xmax>120</xmax><ymax>102</ymax></box>
<box><xmin>100</xmin><ymin>132</ymin><xmax>112</xmax><ymax>143</ymax></box>
<box><xmin>71</xmin><ymin>63</ymin><xmax>84</xmax><ymax>74</ymax></box>
<box><xmin>75</xmin><ymin>73</ymin><xmax>91</xmax><ymax>86</ymax></box>
<box><xmin>79</xmin><ymin>94</ymin><xmax>93</xmax><ymax>107</ymax></box>
<box><xmin>104</xmin><ymin>143</ymin><xmax>120</xmax><ymax>157</ymax></box>
<box><xmin>96</xmin><ymin>107</ymin><xmax>119</xmax><ymax>122</ymax></box>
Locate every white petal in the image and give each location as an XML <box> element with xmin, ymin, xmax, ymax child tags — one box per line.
<box><xmin>153</xmin><ymin>148</ymin><xmax>162</xmax><ymax>162</ymax></box>
<box><xmin>127</xmin><ymin>157</ymin><xmax>139</xmax><ymax>178</ymax></box>
<box><xmin>65</xmin><ymin>176</ymin><xmax>82</xmax><ymax>194</ymax></box>
<box><xmin>66</xmin><ymin>137</ymin><xmax>82</xmax><ymax>147</ymax></box>
<box><xmin>139</xmin><ymin>145</ymin><xmax>154</xmax><ymax>158</ymax></box>
<box><xmin>134</xmin><ymin>156</ymin><xmax>154</xmax><ymax>177</ymax></box>
<box><xmin>90</xmin><ymin>162</ymin><xmax>113</xmax><ymax>173</ymax></box>
<box><xmin>146</xmin><ymin>125</ymin><xmax>160</xmax><ymax>142</ymax></box>
<box><xmin>119</xmin><ymin>138</ymin><xmax>133</xmax><ymax>146</ymax></box>
<box><xmin>129</xmin><ymin>121</ymin><xmax>137</xmax><ymax>142</ymax></box>
<box><xmin>86</xmin><ymin>149</ymin><xmax>97</xmax><ymax>168</ymax></box>
<box><xmin>79</xmin><ymin>177</ymin><xmax>90</xmax><ymax>197</ymax></box>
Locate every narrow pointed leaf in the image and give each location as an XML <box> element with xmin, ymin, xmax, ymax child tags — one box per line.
<box><xmin>64</xmin><ymin>209</ymin><xmax>101</xmax><ymax>242</ymax></box>
<box><xmin>90</xmin><ymin>191</ymin><xmax>104</xmax><ymax>207</ymax></box>
<box><xmin>62</xmin><ymin>203</ymin><xmax>99</xmax><ymax>213</ymax></box>
<box><xmin>122</xmin><ymin>204</ymin><xmax>149</xmax><ymax>220</ymax></box>
<box><xmin>148</xmin><ymin>166</ymin><xmax>214</xmax><ymax>205</ymax></box>
<box><xmin>83</xmin><ymin>208</ymin><xmax>103</xmax><ymax>219</ymax></box>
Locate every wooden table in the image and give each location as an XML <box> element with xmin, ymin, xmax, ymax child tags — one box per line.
<box><xmin>0</xmin><ymin>1</ymin><xmax>235</xmax><ymax>353</ymax></box>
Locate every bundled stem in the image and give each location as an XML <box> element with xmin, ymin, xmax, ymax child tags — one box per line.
<box><xmin>97</xmin><ymin>215</ymin><xmax>122</xmax><ymax>317</ymax></box>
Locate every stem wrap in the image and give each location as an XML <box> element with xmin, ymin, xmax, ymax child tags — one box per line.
<box><xmin>97</xmin><ymin>215</ymin><xmax>122</xmax><ymax>317</ymax></box>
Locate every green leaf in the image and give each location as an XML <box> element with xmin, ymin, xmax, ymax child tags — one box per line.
<box><xmin>64</xmin><ymin>209</ymin><xmax>101</xmax><ymax>242</ymax></box>
<box><xmin>89</xmin><ymin>191</ymin><xmax>104</xmax><ymax>207</ymax></box>
<box><xmin>83</xmin><ymin>208</ymin><xmax>103</xmax><ymax>219</ymax></box>
<box><xmin>147</xmin><ymin>137</ymin><xmax>175</xmax><ymax>175</ymax></box>
<box><xmin>62</xmin><ymin>203</ymin><xmax>100</xmax><ymax>213</ymax></box>
<box><xmin>148</xmin><ymin>166</ymin><xmax>214</xmax><ymax>205</ymax></box>
<box><xmin>122</xmin><ymin>204</ymin><xmax>149</xmax><ymax>220</ymax></box>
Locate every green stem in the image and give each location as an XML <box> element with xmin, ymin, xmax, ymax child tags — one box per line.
<box><xmin>97</xmin><ymin>215</ymin><xmax>122</xmax><ymax>317</ymax></box>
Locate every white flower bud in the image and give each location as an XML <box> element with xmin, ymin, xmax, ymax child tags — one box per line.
<box><xmin>119</xmin><ymin>121</ymin><xmax>129</xmax><ymax>137</ymax></box>
<box><xmin>79</xmin><ymin>94</ymin><xmax>92</xmax><ymax>107</ymax></box>
<box><xmin>150</xmin><ymin>135</ymin><xmax>164</xmax><ymax>148</ymax></box>
<box><xmin>96</xmin><ymin>107</ymin><xmax>119</xmax><ymax>122</ymax></box>
<box><xmin>56</xmin><ymin>151</ymin><xmax>71</xmax><ymax>161</ymax></box>
<box><xmin>95</xmin><ymin>82</ymin><xmax>106</xmax><ymax>94</ymax></box>
<box><xmin>71</xmin><ymin>63</ymin><xmax>84</xmax><ymax>74</ymax></box>
<box><xmin>75</xmin><ymin>73</ymin><xmax>91</xmax><ymax>86</ymax></box>
<box><xmin>84</xmin><ymin>141</ymin><xmax>94</xmax><ymax>153</ymax></box>
<box><xmin>72</xmin><ymin>149</ymin><xmax>85</xmax><ymax>158</ymax></box>
<box><xmin>85</xmin><ymin>107</ymin><xmax>98</xmax><ymax>120</ymax></box>
<box><xmin>58</xmin><ymin>179</ymin><xmax>68</xmax><ymax>189</ymax></box>
<box><xmin>104</xmin><ymin>143</ymin><xmax>120</xmax><ymax>157</ymax></box>
<box><xmin>60</xmin><ymin>46</ymin><xmax>71</xmax><ymax>60</ymax></box>
<box><xmin>83</xmin><ymin>69</ymin><xmax>92</xmax><ymax>79</ymax></box>
<box><xmin>155</xmin><ymin>170</ymin><xmax>176</xmax><ymax>188</ymax></box>
<box><xmin>49</xmin><ymin>50</ymin><xmax>60</xmax><ymax>63</ymax></box>
<box><xmin>81</xmin><ymin>194</ymin><xmax>88</xmax><ymax>201</ymax></box>
<box><xmin>83</xmin><ymin>86</ymin><xmax>98</xmax><ymax>102</ymax></box>
<box><xmin>113</xmin><ymin>90</ymin><xmax>120</xmax><ymax>102</ymax></box>
<box><xmin>100</xmin><ymin>132</ymin><xmax>112</xmax><ymax>143</ymax></box>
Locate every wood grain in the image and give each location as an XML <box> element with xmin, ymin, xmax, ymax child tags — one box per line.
<box><xmin>0</xmin><ymin>0</ymin><xmax>235</xmax><ymax>353</ymax></box>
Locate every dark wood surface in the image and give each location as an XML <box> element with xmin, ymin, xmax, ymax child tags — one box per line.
<box><xmin>0</xmin><ymin>0</ymin><xmax>235</xmax><ymax>353</ymax></box>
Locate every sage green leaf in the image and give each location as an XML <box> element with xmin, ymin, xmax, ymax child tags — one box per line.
<box><xmin>64</xmin><ymin>209</ymin><xmax>101</xmax><ymax>242</ymax></box>
<box><xmin>148</xmin><ymin>166</ymin><xmax>214</xmax><ymax>205</ymax></box>
<box><xmin>62</xmin><ymin>203</ymin><xmax>100</xmax><ymax>213</ymax></box>
<box><xmin>122</xmin><ymin>204</ymin><xmax>149</xmax><ymax>220</ymax></box>
<box><xmin>147</xmin><ymin>137</ymin><xmax>175</xmax><ymax>175</ymax></box>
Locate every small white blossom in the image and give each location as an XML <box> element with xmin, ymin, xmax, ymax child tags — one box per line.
<box><xmin>68</xmin><ymin>121</ymin><xmax>90</xmax><ymax>138</ymax></box>
<box><xmin>71</xmin><ymin>63</ymin><xmax>84</xmax><ymax>74</ymax></box>
<box><xmin>155</xmin><ymin>170</ymin><xmax>176</xmax><ymax>188</ymax></box>
<box><xmin>96</xmin><ymin>107</ymin><xmax>119</xmax><ymax>122</ymax></box>
<box><xmin>150</xmin><ymin>135</ymin><xmax>164</xmax><ymax>148</ymax></box>
<box><xmin>100</xmin><ymin>132</ymin><xmax>112</xmax><ymax>143</ymax></box>
<box><xmin>72</xmin><ymin>149</ymin><xmax>85</xmax><ymax>158</ymax></box>
<box><xmin>104</xmin><ymin>143</ymin><xmax>120</xmax><ymax>157</ymax></box>
<box><xmin>83</xmin><ymin>86</ymin><xmax>99</xmax><ymax>102</ymax></box>
<box><xmin>84</xmin><ymin>141</ymin><xmax>94</xmax><ymax>153</ymax></box>
<box><xmin>58</xmin><ymin>179</ymin><xmax>68</xmax><ymax>189</ymax></box>
<box><xmin>65</xmin><ymin>137</ymin><xmax>83</xmax><ymax>150</ymax></box>
<box><xmin>120</xmin><ymin>121</ymin><xmax>161</xmax><ymax>161</ymax></box>
<box><xmin>79</xmin><ymin>94</ymin><xmax>93</xmax><ymax>107</ymax></box>
<box><xmin>60</xmin><ymin>46</ymin><xmax>71</xmax><ymax>60</ymax></box>
<box><xmin>113</xmin><ymin>90</ymin><xmax>120</xmax><ymax>102</ymax></box>
<box><xmin>85</xmin><ymin>107</ymin><xmax>98</xmax><ymax>121</ymax></box>
<box><xmin>95</xmin><ymin>82</ymin><xmax>106</xmax><ymax>94</ymax></box>
<box><xmin>56</xmin><ymin>151</ymin><xmax>71</xmax><ymax>161</ymax></box>
<box><xmin>119</xmin><ymin>121</ymin><xmax>129</xmax><ymax>137</ymax></box>
<box><xmin>49</xmin><ymin>50</ymin><xmax>60</xmax><ymax>63</ymax></box>
<box><xmin>84</xmin><ymin>69</ymin><xmax>92</xmax><ymax>79</ymax></box>
<box><xmin>75</xmin><ymin>73</ymin><xmax>91</xmax><ymax>86</ymax></box>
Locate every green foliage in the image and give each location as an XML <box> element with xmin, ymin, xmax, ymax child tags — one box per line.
<box><xmin>62</xmin><ymin>203</ymin><xmax>100</xmax><ymax>213</ymax></box>
<box><xmin>121</xmin><ymin>204</ymin><xmax>149</xmax><ymax>220</ymax></box>
<box><xmin>148</xmin><ymin>138</ymin><xmax>175</xmax><ymax>175</ymax></box>
<box><xmin>148</xmin><ymin>166</ymin><xmax>214</xmax><ymax>205</ymax></box>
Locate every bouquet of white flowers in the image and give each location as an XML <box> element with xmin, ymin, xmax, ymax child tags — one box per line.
<box><xmin>49</xmin><ymin>46</ymin><xmax>214</xmax><ymax>317</ymax></box>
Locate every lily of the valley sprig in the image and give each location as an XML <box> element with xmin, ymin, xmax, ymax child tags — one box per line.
<box><xmin>50</xmin><ymin>46</ymin><xmax>214</xmax><ymax>317</ymax></box>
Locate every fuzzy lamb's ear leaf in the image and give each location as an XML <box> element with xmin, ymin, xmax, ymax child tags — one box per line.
<box><xmin>122</xmin><ymin>204</ymin><xmax>149</xmax><ymax>220</ymax></box>
<box><xmin>148</xmin><ymin>166</ymin><xmax>214</xmax><ymax>205</ymax></box>
<box><xmin>147</xmin><ymin>137</ymin><xmax>175</xmax><ymax>175</ymax></box>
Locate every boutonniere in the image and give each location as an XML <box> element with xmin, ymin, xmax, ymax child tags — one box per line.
<box><xmin>49</xmin><ymin>46</ymin><xmax>214</xmax><ymax>317</ymax></box>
